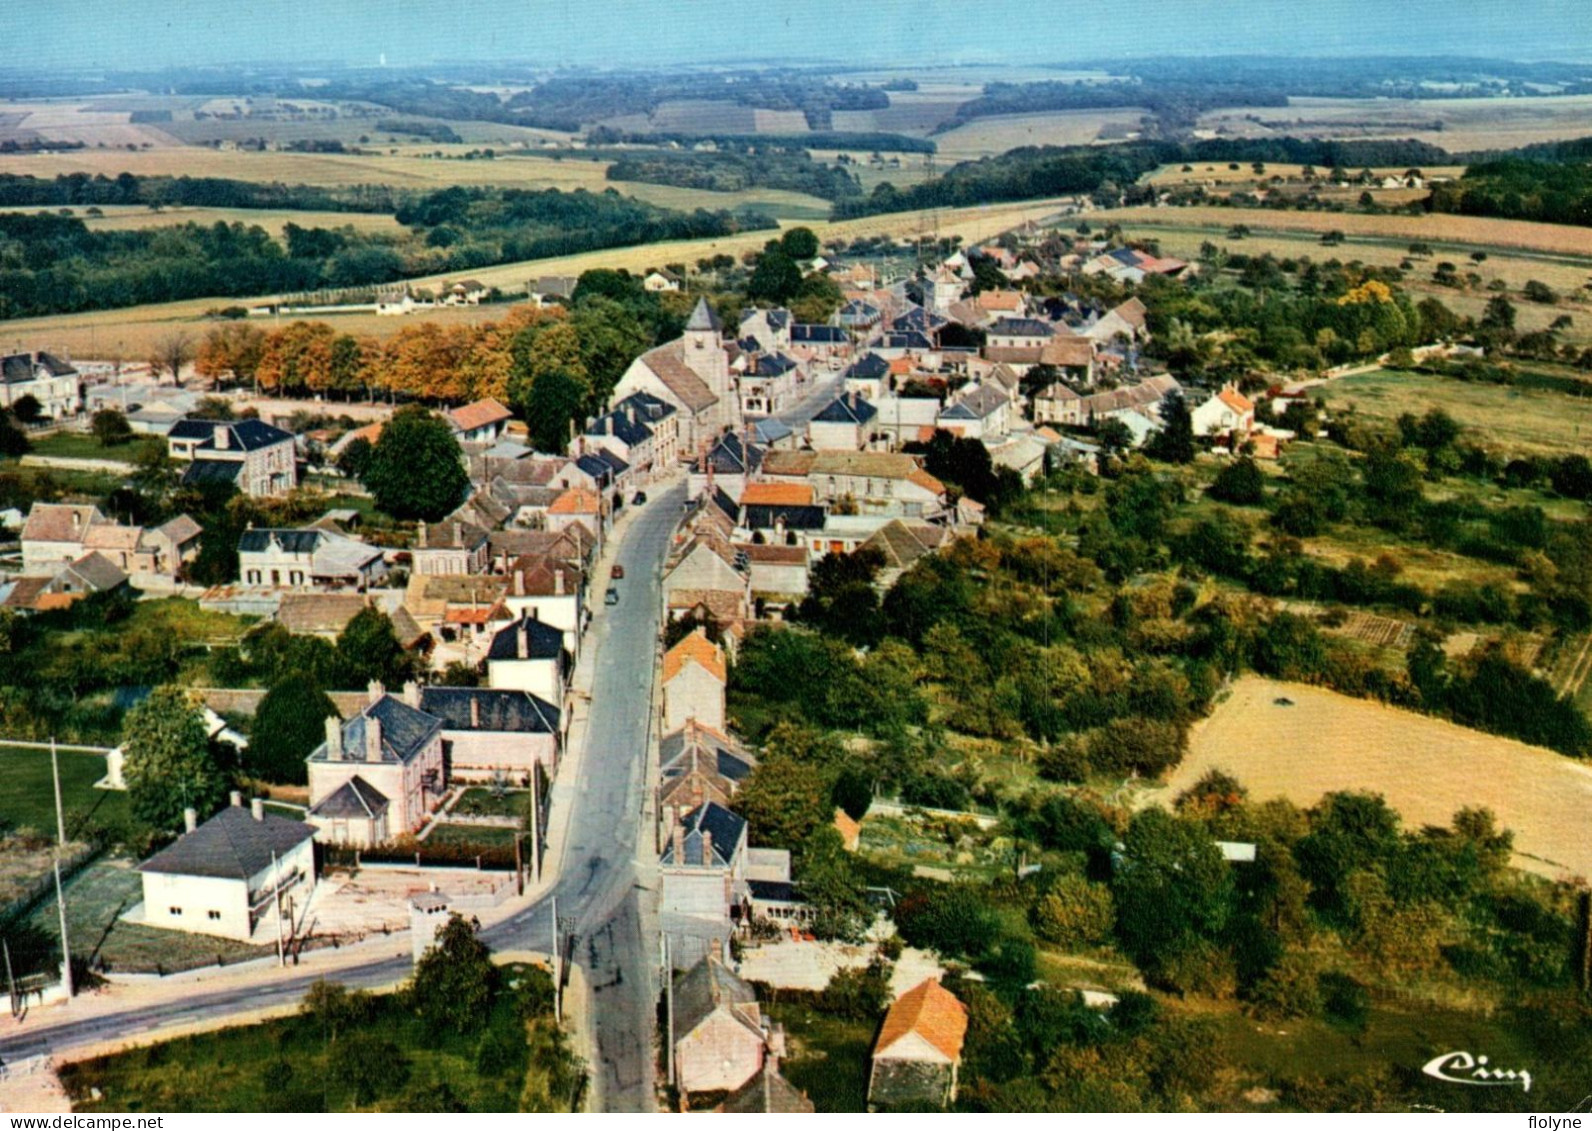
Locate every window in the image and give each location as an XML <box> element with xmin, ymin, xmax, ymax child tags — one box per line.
<box><xmin>169</xmin><ymin>906</ymin><xmax>182</xmax><ymax>916</ymax></box>
<box><xmin>207</xmin><ymin>910</ymin><xmax>221</xmax><ymax>921</ymax></box>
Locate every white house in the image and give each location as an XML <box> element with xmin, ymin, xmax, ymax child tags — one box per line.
<box><xmin>134</xmin><ymin>794</ymin><xmax>316</xmax><ymax>943</ymax></box>
<box><xmin>306</xmin><ymin>685</ymin><xmax>446</xmax><ymax>847</ymax></box>
<box><xmin>661</xmin><ymin>629</ymin><xmax>727</xmax><ymax>734</ymax></box>
<box><xmin>1</xmin><ymin>352</ymin><xmax>80</xmax><ymax>419</ymax></box>
<box><xmin>418</xmin><ymin>684</ymin><xmax>561</xmax><ymax>781</ymax></box>
<box><xmin>1191</xmin><ymin>386</ymin><xmax>1256</xmax><ymax>437</ymax></box>
<box><xmin>485</xmin><ymin>612</ymin><xmax>570</xmax><ymax>704</ymax></box>
<box><xmin>168</xmin><ymin>418</ymin><xmax>298</xmax><ymax>498</ymax></box>
<box><xmin>807</xmin><ymin>393</ymin><xmax>879</xmax><ymax>451</ymax></box>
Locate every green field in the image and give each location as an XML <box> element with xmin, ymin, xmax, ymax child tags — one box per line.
<box><xmin>1320</xmin><ymin>368</ymin><xmax>1592</xmax><ymax>458</ymax></box>
<box><xmin>426</xmin><ymin>823</ymin><xmax>520</xmax><ymax>848</ymax></box>
<box><xmin>28</xmin><ymin>430</ymin><xmax>143</xmax><ymax>462</ymax></box>
<box><xmin>451</xmin><ymin>788</ymin><xmax>529</xmax><ymax>821</ymax></box>
<box><xmin>0</xmin><ymin>745</ymin><xmax>127</xmax><ymax>841</ymax></box>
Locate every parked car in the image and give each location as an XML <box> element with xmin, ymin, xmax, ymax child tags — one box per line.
<box><xmin>611</xmin><ymin>563</ymin><xmax>625</xmax><ymax>579</ymax></box>
<box><xmin>632</xmin><ymin>491</ymin><xmax>647</xmax><ymax>505</ymax></box>
<box><xmin>605</xmin><ymin>586</ymin><xmax>619</xmax><ymax>606</ymax></box>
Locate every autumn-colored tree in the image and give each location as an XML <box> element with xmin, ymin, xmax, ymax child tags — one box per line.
<box><xmin>195</xmin><ymin>323</ymin><xmax>267</xmax><ymax>390</ymax></box>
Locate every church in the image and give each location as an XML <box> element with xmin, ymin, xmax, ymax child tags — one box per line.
<box><xmin>612</xmin><ymin>299</ymin><xmax>739</xmax><ymax>458</ymax></box>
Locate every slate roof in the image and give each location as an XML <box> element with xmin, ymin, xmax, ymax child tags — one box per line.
<box><xmin>700</xmin><ymin>432</ymin><xmax>764</xmax><ymax>476</ymax></box>
<box><xmin>613</xmin><ymin>390</ymin><xmax>677</xmax><ymax>424</ymax></box>
<box><xmin>575</xmin><ymin>453</ymin><xmax>617</xmax><ymax>483</ymax></box>
<box><xmin>63</xmin><ymin>552</ymin><xmax>126</xmax><ymax>591</ymax></box>
<box><xmin>748</xmin><ymin>352</ymin><xmax>798</xmax><ymax>377</ymax></box>
<box><xmin>309</xmin><ymin>694</ymin><xmax>442</xmax><ymax>765</ymax></box>
<box><xmin>672</xmin><ymin>956</ymin><xmax>760</xmax><ymax>1039</ymax></box>
<box><xmin>847</xmin><ymin>352</ymin><xmax>891</xmax><ymax>380</ymax></box>
<box><xmin>238</xmin><ymin>528</ymin><xmax>326</xmax><ymax>556</ymax></box>
<box><xmin>586</xmin><ymin>407</ymin><xmax>653</xmax><ymax>447</ymax></box>
<box><xmin>486</xmin><ymin>614</ymin><xmax>566</xmax><ymax>662</ymax></box>
<box><xmin>307</xmin><ymin>776</ymin><xmax>389</xmax><ymax>820</ymax></box>
<box><xmin>948</xmin><ymin>384</ymin><xmax>1008</xmax><ymax>419</ymax></box>
<box><xmin>792</xmin><ymin>324</ymin><xmax>848</xmax><ymax>344</ymax></box>
<box><xmin>742</xmin><ymin>504</ymin><xmax>826</xmax><ymax>531</ymax></box>
<box><xmin>988</xmin><ymin>317</ymin><xmax>1054</xmax><ymax>339</ymax></box>
<box><xmin>420</xmin><ymin>686</ymin><xmax>560</xmax><ymax>735</ymax></box>
<box><xmin>169</xmin><ymin>418</ymin><xmax>293</xmax><ymax>452</ymax></box>
<box><xmin>752</xmin><ymin>417</ymin><xmax>794</xmax><ymax>445</ymax></box>
<box><xmin>880</xmin><ymin>331</ymin><xmax>934</xmax><ymax>351</ymax></box>
<box><xmin>181</xmin><ymin>459</ymin><xmax>244</xmax><ymax>487</ymax></box>
<box><xmin>156</xmin><ymin>515</ymin><xmax>203</xmax><ymax>544</ymax></box>
<box><xmin>138</xmin><ymin>804</ymin><xmax>316</xmax><ymax>880</ymax></box>
<box><xmin>860</xmin><ymin>519</ymin><xmax>946</xmax><ymax>571</ymax></box>
<box><xmin>685</xmin><ymin>297</ymin><xmax>723</xmax><ymax>333</ymax></box>
<box><xmin>662</xmin><ymin>802</ymin><xmax>746</xmax><ymax>869</ymax></box>
<box><xmin>660</xmin><ymin>720</ymin><xmax>756</xmax><ymax>785</ymax></box>
<box><xmin>812</xmin><ymin>393</ymin><xmax>877</xmax><ymax>425</ymax></box>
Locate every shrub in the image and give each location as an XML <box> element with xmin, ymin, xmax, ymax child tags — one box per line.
<box><xmin>1030</xmin><ymin>874</ymin><xmax>1115</xmax><ymax>948</ymax></box>
<box><xmin>1247</xmin><ymin>949</ymin><xmax>1323</xmax><ymax>1019</ymax></box>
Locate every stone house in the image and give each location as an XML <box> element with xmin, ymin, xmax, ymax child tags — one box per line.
<box><xmin>418</xmin><ymin>683</ymin><xmax>561</xmax><ymax>781</ymax></box>
<box><xmin>168</xmin><ymin>418</ymin><xmax>298</xmax><ymax>498</ymax></box>
<box><xmin>238</xmin><ymin>527</ymin><xmax>386</xmax><ymax>590</ymax></box>
<box><xmin>661</xmin><ymin>801</ymin><xmax>749</xmax><ymax>970</ymax></box>
<box><xmin>306</xmin><ymin>685</ymin><xmax>446</xmax><ymax>846</ymax></box>
<box><xmin>411</xmin><ymin>519</ymin><xmax>490</xmax><ymax>578</ymax></box>
<box><xmin>670</xmin><ymin>956</ymin><xmax>779</xmax><ymax>1099</ymax></box>
<box><xmin>868</xmin><ymin>979</ymin><xmax>969</xmax><ymax>1110</ymax></box>
<box><xmin>660</xmin><ymin>629</ymin><xmax>727</xmax><ymax>734</ymax></box>
<box><xmin>612</xmin><ymin>299</ymin><xmax>737</xmax><ymax>453</ymax></box>
<box><xmin>807</xmin><ymin>392</ymin><xmax>879</xmax><ymax>451</ymax></box>
<box><xmin>0</xmin><ymin>352</ymin><xmax>80</xmax><ymax>419</ymax></box>
<box><xmin>134</xmin><ymin>794</ymin><xmax>316</xmax><ymax>943</ymax></box>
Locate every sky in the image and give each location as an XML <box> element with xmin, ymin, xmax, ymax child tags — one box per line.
<box><xmin>4</xmin><ymin>0</ymin><xmax>1591</xmax><ymax>71</ymax></box>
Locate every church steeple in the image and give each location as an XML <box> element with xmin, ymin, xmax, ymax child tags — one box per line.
<box><xmin>685</xmin><ymin>297</ymin><xmax>723</xmax><ymax>335</ymax></box>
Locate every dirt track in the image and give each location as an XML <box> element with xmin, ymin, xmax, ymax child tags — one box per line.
<box><xmin>1157</xmin><ymin>676</ymin><xmax>1592</xmax><ymax>882</ymax></box>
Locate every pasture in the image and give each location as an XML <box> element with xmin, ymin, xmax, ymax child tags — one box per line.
<box><xmin>0</xmin><ymin>203</ymin><xmax>405</xmax><ymax>238</ymax></box>
<box><xmin>1159</xmin><ymin>676</ymin><xmax>1592</xmax><ymax>882</ymax></box>
<box><xmin>1197</xmin><ymin>93</ymin><xmax>1592</xmax><ymax>152</ymax></box>
<box><xmin>1318</xmin><ymin>368</ymin><xmax>1592</xmax><ymax>459</ymax></box>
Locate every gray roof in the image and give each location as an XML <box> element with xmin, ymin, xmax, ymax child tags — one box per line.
<box><xmin>181</xmin><ymin>459</ymin><xmax>243</xmax><ymax>487</ymax></box>
<box><xmin>661</xmin><ymin>801</ymin><xmax>745</xmax><ymax>868</ymax></box>
<box><xmin>742</xmin><ymin>504</ymin><xmax>826</xmax><ymax>531</ymax></box>
<box><xmin>661</xmin><ymin>725</ymin><xmax>755</xmax><ymax>785</ymax></box>
<box><xmin>169</xmin><ymin>418</ymin><xmax>293</xmax><ymax>452</ymax></box>
<box><xmin>63</xmin><ymin>551</ymin><xmax>127</xmax><ymax>592</ymax></box>
<box><xmin>487</xmin><ymin>615</ymin><xmax>566</xmax><ymax>662</ymax></box>
<box><xmin>988</xmin><ymin>316</ymin><xmax>1054</xmax><ymax>338</ymax></box>
<box><xmin>238</xmin><ymin>528</ymin><xmax>326</xmax><ymax>555</ymax></box>
<box><xmin>752</xmin><ymin>418</ymin><xmax>794</xmax><ymax>445</ymax></box>
<box><xmin>672</xmin><ymin>955</ymin><xmax>759</xmax><ymax>1038</ymax></box>
<box><xmin>138</xmin><ymin>804</ymin><xmax>316</xmax><ymax>880</ymax></box>
<box><xmin>812</xmin><ymin>393</ymin><xmax>878</xmax><ymax>425</ymax></box>
<box><xmin>420</xmin><ymin>687</ymin><xmax>560</xmax><ymax>734</ymax></box>
<box><xmin>722</xmin><ymin>1065</ymin><xmax>813</xmax><ymax>1113</ymax></box>
<box><xmin>685</xmin><ymin>297</ymin><xmax>723</xmax><ymax>333</ymax></box>
<box><xmin>308</xmin><ymin>775</ymin><xmax>389</xmax><ymax>820</ymax></box>
<box><xmin>309</xmin><ymin>694</ymin><xmax>442</xmax><ymax>765</ymax></box>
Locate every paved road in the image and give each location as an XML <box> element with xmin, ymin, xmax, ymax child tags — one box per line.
<box><xmin>0</xmin><ymin>485</ymin><xmax>685</xmax><ymax>1110</ymax></box>
<box><xmin>1</xmin><ymin>377</ymin><xmax>827</xmax><ymax>1099</ymax></box>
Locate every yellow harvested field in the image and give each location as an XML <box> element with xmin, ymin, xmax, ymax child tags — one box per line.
<box><xmin>1147</xmin><ymin>163</ymin><xmax>1469</xmax><ymax>186</ymax></box>
<box><xmin>932</xmin><ymin>108</ymin><xmax>1149</xmax><ymax>160</ymax></box>
<box><xmin>1092</xmin><ymin>205</ymin><xmax>1592</xmax><ymax>257</ymax></box>
<box><xmin>0</xmin><ymin>204</ymin><xmax>404</xmax><ymax>237</ymax></box>
<box><xmin>0</xmin><ymin>196</ymin><xmax>1074</xmax><ymax>359</ymax></box>
<box><xmin>1159</xmin><ymin>676</ymin><xmax>1592</xmax><ymax>882</ymax></box>
<box><xmin>1198</xmin><ymin>94</ymin><xmax>1592</xmax><ymax>152</ymax></box>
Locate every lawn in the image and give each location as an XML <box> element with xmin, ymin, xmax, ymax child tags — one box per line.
<box><xmin>0</xmin><ymin>745</ymin><xmax>131</xmax><ymax>843</ymax></box>
<box><xmin>22</xmin><ymin>857</ymin><xmax>271</xmax><ymax>977</ymax></box>
<box><xmin>451</xmin><ymin>787</ymin><xmax>529</xmax><ymax>821</ymax></box>
<box><xmin>1320</xmin><ymin>368</ymin><xmax>1592</xmax><ymax>459</ymax></box>
<box><xmin>27</xmin><ymin>430</ymin><xmax>137</xmax><ymax>463</ymax></box>
<box><xmin>426</xmin><ymin>823</ymin><xmax>520</xmax><ymax>849</ymax></box>
<box><xmin>60</xmin><ymin>965</ymin><xmax>556</xmax><ymax>1112</ymax></box>
<box><xmin>763</xmin><ymin>1000</ymin><xmax>875</xmax><ymax>1113</ymax></box>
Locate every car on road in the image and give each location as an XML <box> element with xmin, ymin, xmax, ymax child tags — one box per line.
<box><xmin>611</xmin><ymin>563</ymin><xmax>625</xmax><ymax>579</ymax></box>
<box><xmin>605</xmin><ymin>586</ymin><xmax>619</xmax><ymax>606</ymax></box>
<box><xmin>632</xmin><ymin>491</ymin><xmax>647</xmax><ymax>505</ymax></box>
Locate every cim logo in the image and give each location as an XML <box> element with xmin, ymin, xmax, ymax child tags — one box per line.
<box><xmin>1422</xmin><ymin>1051</ymin><xmax>1532</xmax><ymax>1093</ymax></box>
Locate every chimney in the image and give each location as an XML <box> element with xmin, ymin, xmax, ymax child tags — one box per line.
<box><xmin>251</xmin><ymin>797</ymin><xmax>265</xmax><ymax>822</ymax></box>
<box><xmin>183</xmin><ymin>807</ymin><xmax>197</xmax><ymax>834</ymax></box>
<box><xmin>214</xmin><ymin>424</ymin><xmax>230</xmax><ymax>450</ymax></box>
<box><xmin>403</xmin><ymin>680</ymin><xmax>421</xmax><ymax>709</ymax></box>
<box><xmin>417</xmin><ymin>520</ymin><xmax>428</xmax><ymax>548</ymax></box>
<box><xmin>517</xmin><ymin>621</ymin><xmax>528</xmax><ymax>659</ymax></box>
<box><xmin>365</xmin><ymin>715</ymin><xmax>383</xmax><ymax>763</ymax></box>
<box><xmin>700</xmin><ymin>829</ymin><xmax>713</xmax><ymax>867</ymax></box>
<box><xmin>230</xmin><ymin>790</ymin><xmax>243</xmax><ymax>808</ymax></box>
<box><xmin>514</xmin><ymin>569</ymin><xmax>525</xmax><ymax>597</ymax></box>
<box><xmin>469</xmin><ymin>696</ymin><xmax>480</xmax><ymax>728</ymax></box>
<box><xmin>671</xmin><ymin>806</ymin><xmax>685</xmax><ymax>863</ymax></box>
<box><xmin>554</xmin><ymin>569</ymin><xmax>565</xmax><ymax>596</ymax></box>
<box><xmin>367</xmin><ymin>679</ymin><xmax>384</xmax><ymax>705</ymax></box>
<box><xmin>325</xmin><ymin>715</ymin><xmax>343</xmax><ymax>761</ymax></box>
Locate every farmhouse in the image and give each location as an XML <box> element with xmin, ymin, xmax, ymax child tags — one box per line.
<box><xmin>134</xmin><ymin>794</ymin><xmax>316</xmax><ymax>943</ymax></box>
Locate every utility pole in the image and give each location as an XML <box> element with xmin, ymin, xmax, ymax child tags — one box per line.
<box><xmin>529</xmin><ymin>768</ymin><xmax>542</xmax><ymax>885</ymax></box>
<box><xmin>663</xmin><ymin>933</ymin><xmax>674</xmax><ymax>1087</ymax></box>
<box><xmin>551</xmin><ymin>894</ymin><xmax>561</xmax><ymax>1023</ymax></box>
<box><xmin>271</xmin><ymin>850</ymin><xmax>286</xmax><ymax>967</ymax></box>
<box><xmin>50</xmin><ymin>737</ymin><xmax>73</xmax><ymax>1000</ymax></box>
<box><xmin>4</xmin><ymin>938</ymin><xmax>17</xmax><ymax>1016</ymax></box>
